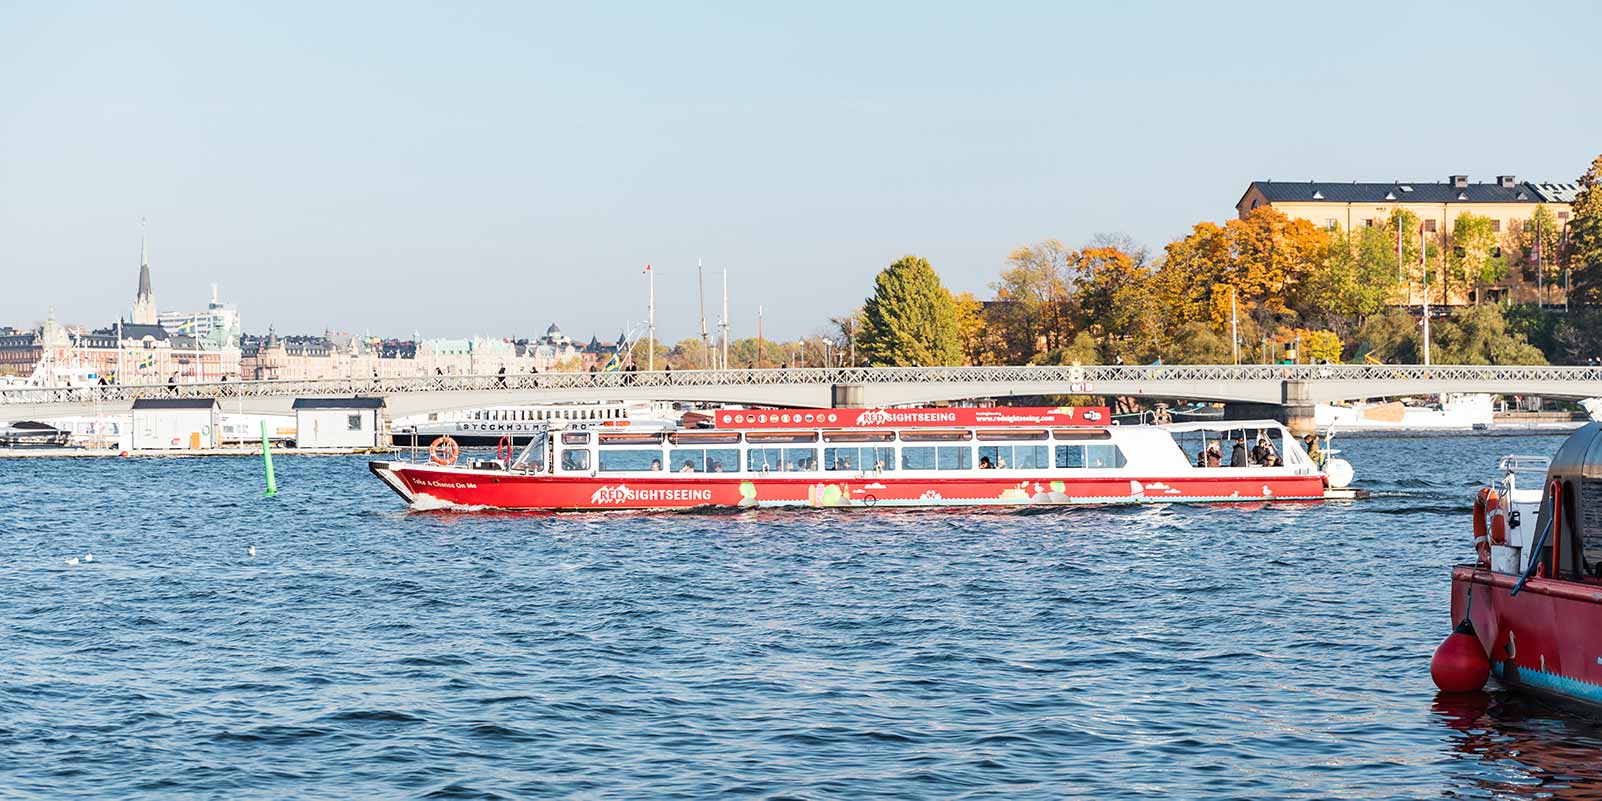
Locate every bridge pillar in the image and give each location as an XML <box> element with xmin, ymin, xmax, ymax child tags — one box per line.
<box><xmin>832</xmin><ymin>384</ymin><xmax>864</xmax><ymax>408</ymax></box>
<box><xmin>1281</xmin><ymin>380</ymin><xmax>1317</xmax><ymax>437</ymax></box>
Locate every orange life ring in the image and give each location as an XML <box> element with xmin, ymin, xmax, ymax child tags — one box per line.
<box><xmin>1485</xmin><ymin>488</ymin><xmax>1507</xmax><ymax>546</ymax></box>
<box><xmin>1472</xmin><ymin>487</ymin><xmax>1493</xmax><ymax>568</ymax></box>
<box><xmin>496</xmin><ymin>435</ymin><xmax>513</xmax><ymax>464</ymax></box>
<box><xmin>429</xmin><ymin>435</ymin><xmax>460</xmax><ymax>466</ymax></box>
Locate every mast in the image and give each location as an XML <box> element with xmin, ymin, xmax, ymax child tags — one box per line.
<box><xmin>720</xmin><ymin>268</ymin><xmax>729</xmax><ymax>371</ymax></box>
<box><xmin>698</xmin><ymin>259</ymin><xmax>710</xmax><ymax>369</ymax></box>
<box><xmin>757</xmin><ymin>305</ymin><xmax>764</xmax><ymax>366</ymax></box>
<box><xmin>645</xmin><ymin>264</ymin><xmax>655</xmax><ymax>371</ymax></box>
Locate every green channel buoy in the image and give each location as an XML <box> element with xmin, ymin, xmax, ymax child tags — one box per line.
<box><xmin>260</xmin><ymin>420</ymin><xmax>278</xmax><ymax>498</ymax></box>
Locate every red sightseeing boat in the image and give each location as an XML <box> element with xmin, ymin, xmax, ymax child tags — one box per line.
<box><xmin>1439</xmin><ymin>422</ymin><xmax>1602</xmax><ymax>704</ymax></box>
<box><xmin>369</xmin><ymin>405</ymin><xmax>1360</xmax><ymax>511</ymax></box>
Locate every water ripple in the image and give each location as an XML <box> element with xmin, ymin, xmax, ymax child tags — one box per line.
<box><xmin>4</xmin><ymin>433</ymin><xmax>1601</xmax><ymax>799</ymax></box>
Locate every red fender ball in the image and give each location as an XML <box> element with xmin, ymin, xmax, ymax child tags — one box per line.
<box><xmin>1431</xmin><ymin>620</ymin><xmax>1490</xmax><ymax>693</ymax></box>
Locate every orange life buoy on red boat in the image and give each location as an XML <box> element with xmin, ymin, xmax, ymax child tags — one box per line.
<box><xmin>496</xmin><ymin>435</ymin><xmax>513</xmax><ymax>464</ymax></box>
<box><xmin>429</xmin><ymin>435</ymin><xmax>460</xmax><ymax>466</ymax></box>
<box><xmin>1472</xmin><ymin>487</ymin><xmax>1494</xmax><ymax>568</ymax></box>
<box><xmin>1484</xmin><ymin>488</ymin><xmax>1507</xmax><ymax>546</ymax></box>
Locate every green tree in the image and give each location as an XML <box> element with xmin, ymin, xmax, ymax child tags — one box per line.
<box><xmin>857</xmin><ymin>255</ymin><xmax>962</xmax><ymax>366</ymax></box>
<box><xmin>1352</xmin><ymin>309</ymin><xmax>1423</xmax><ymax>364</ymax></box>
<box><xmin>1448</xmin><ymin>213</ymin><xmax>1508</xmax><ymax>304</ymax></box>
<box><xmin>1166</xmin><ymin>322</ymin><xmax>1235</xmax><ymax>363</ymax></box>
<box><xmin>1429</xmin><ymin>305</ymin><xmax>1546</xmax><ymax>364</ymax></box>
<box><xmin>1568</xmin><ymin>153</ymin><xmax>1602</xmax><ymax>307</ymax></box>
<box><xmin>991</xmin><ymin>239</ymin><xmax>1072</xmax><ymax>362</ymax></box>
<box><xmin>1297</xmin><ymin>223</ymin><xmax>1400</xmax><ymax>326</ymax></box>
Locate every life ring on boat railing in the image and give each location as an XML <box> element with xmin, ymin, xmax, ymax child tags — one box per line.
<box><xmin>429</xmin><ymin>436</ymin><xmax>460</xmax><ymax>466</ymax></box>
<box><xmin>1472</xmin><ymin>487</ymin><xmax>1495</xmax><ymax>568</ymax></box>
<box><xmin>496</xmin><ymin>435</ymin><xmax>513</xmax><ymax>464</ymax></box>
<box><xmin>1485</xmin><ymin>488</ymin><xmax>1507</xmax><ymax>546</ymax></box>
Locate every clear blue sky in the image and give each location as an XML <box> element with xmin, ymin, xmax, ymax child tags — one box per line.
<box><xmin>2</xmin><ymin>1</ymin><xmax>1598</xmax><ymax>343</ymax></box>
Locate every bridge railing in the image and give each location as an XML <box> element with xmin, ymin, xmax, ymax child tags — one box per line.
<box><xmin>4</xmin><ymin>364</ymin><xmax>1601</xmax><ymax>405</ymax></box>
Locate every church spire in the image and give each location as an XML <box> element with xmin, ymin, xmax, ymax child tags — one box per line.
<box><xmin>131</xmin><ymin>217</ymin><xmax>157</xmax><ymax>325</ymax></box>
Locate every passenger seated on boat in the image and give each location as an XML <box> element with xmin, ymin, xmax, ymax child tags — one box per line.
<box><xmin>1205</xmin><ymin>442</ymin><xmax>1222</xmax><ymax>467</ymax></box>
<box><xmin>1250</xmin><ymin>437</ymin><xmax>1270</xmax><ymax>465</ymax></box>
<box><xmin>650</xmin><ymin>459</ymin><xmax>662</xmax><ymax>471</ymax></box>
<box><xmin>710</xmin><ymin>461</ymin><xmax>724</xmax><ymax>472</ymax></box>
<box><xmin>680</xmin><ymin>461</ymin><xmax>695</xmax><ymax>473</ymax></box>
<box><xmin>998</xmin><ymin>457</ymin><xmax>1008</xmax><ymax>469</ymax></box>
<box><xmin>978</xmin><ymin>456</ymin><xmax>994</xmax><ymax>469</ymax></box>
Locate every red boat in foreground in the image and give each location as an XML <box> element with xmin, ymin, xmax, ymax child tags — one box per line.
<box><xmin>1445</xmin><ymin>422</ymin><xmax>1602</xmax><ymax>705</ymax></box>
<box><xmin>369</xmin><ymin>406</ymin><xmax>1360</xmax><ymax>511</ymax></box>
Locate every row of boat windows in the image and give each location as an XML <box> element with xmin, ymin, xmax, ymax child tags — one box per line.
<box><xmin>556</xmin><ymin>428</ymin><xmax>1112</xmax><ymax>446</ymax></box>
<box><xmin>554</xmin><ymin>444</ymin><xmax>1127</xmax><ymax>473</ymax></box>
<box><xmin>457</xmin><ymin>408</ymin><xmax>626</xmax><ymax>422</ymax></box>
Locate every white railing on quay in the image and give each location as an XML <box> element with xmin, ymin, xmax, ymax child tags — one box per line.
<box><xmin>3</xmin><ymin>364</ymin><xmax>1601</xmax><ymax>406</ymax></box>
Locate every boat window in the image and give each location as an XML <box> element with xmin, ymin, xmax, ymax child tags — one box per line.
<box><xmin>1055</xmin><ymin>443</ymin><xmax>1127</xmax><ymax>468</ymax></box>
<box><xmin>669</xmin><ymin>447</ymin><xmax>739</xmax><ymax>473</ymax></box>
<box><xmin>937</xmin><ymin>446</ymin><xmax>972</xmax><ymax>470</ymax></box>
<box><xmin>560</xmin><ymin>449</ymin><xmax>590</xmax><ymax>471</ymax></box>
<box><xmin>900</xmin><ymin>430</ymin><xmax>972</xmax><ymax>442</ymax></box>
<box><xmin>824</xmin><ymin>446</ymin><xmax>895</xmax><ymax>472</ymax></box>
<box><xmin>975</xmin><ymin>429</ymin><xmax>1047</xmax><ymax>442</ymax></box>
<box><xmin>747</xmin><ymin>447</ymin><xmax>817</xmax><ymax>472</ymax></box>
<box><xmin>901</xmin><ymin>446</ymin><xmax>936</xmax><ymax>470</ymax></box>
<box><xmin>1086</xmin><ymin>444</ymin><xmax>1125</xmax><ymax>468</ymax></box>
<box><xmin>745</xmin><ymin>432</ymin><xmax>818</xmax><ymax>444</ymax></box>
<box><xmin>599</xmin><ymin>448</ymin><xmax>663</xmax><ymax>472</ymax></box>
<box><xmin>670</xmin><ymin>432</ymin><xmax>742</xmax><ymax>445</ymax></box>
<box><xmin>822</xmin><ymin>431</ymin><xmax>896</xmax><ymax>443</ymax></box>
<box><xmin>1052</xmin><ymin>429</ymin><xmax>1112</xmax><ymax>440</ymax></box>
<box><xmin>979</xmin><ymin>445</ymin><xmax>1049</xmax><ymax>469</ymax></box>
<box><xmin>561</xmin><ymin>432</ymin><xmax>591</xmax><ymax>445</ymax></box>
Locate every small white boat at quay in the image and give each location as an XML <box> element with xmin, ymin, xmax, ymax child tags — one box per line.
<box><xmin>1315</xmin><ymin>393</ymin><xmax>1494</xmax><ymax>432</ymax></box>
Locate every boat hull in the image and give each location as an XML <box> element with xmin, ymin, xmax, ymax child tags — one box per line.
<box><xmin>370</xmin><ymin>461</ymin><xmax>1331</xmax><ymax>511</ymax></box>
<box><xmin>1451</xmin><ymin>567</ymin><xmax>1602</xmax><ymax>707</ymax></box>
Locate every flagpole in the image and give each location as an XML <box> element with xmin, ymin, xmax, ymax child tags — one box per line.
<box><xmin>720</xmin><ymin>268</ymin><xmax>729</xmax><ymax>371</ymax></box>
<box><xmin>1395</xmin><ymin>216</ymin><xmax>1403</xmax><ymax>286</ymax></box>
<box><xmin>1536</xmin><ymin>210</ymin><xmax>1544</xmax><ymax>308</ymax></box>
<box><xmin>646</xmin><ymin>264</ymin><xmax>655</xmax><ymax>371</ymax></box>
<box><xmin>1230</xmin><ymin>287</ymin><xmax>1239</xmax><ymax>365</ymax></box>
<box><xmin>697</xmin><ymin>259</ymin><xmax>710</xmax><ymax>370</ymax></box>
<box><xmin>1420</xmin><ymin>224</ymin><xmax>1431</xmax><ymax>366</ymax></box>
<box><xmin>757</xmin><ymin>305</ymin><xmax>764</xmax><ymax>366</ymax></box>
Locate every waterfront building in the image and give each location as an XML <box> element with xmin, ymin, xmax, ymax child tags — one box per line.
<box><xmin>237</xmin><ymin>323</ymin><xmax>602</xmax><ymax>379</ymax></box>
<box><xmin>130</xmin><ymin>398</ymin><xmax>220</xmax><ymax>450</ymax></box>
<box><xmin>1237</xmin><ymin>174</ymin><xmax>1581</xmax><ymax>305</ymax></box>
<box><xmin>158</xmin><ymin>284</ymin><xmax>242</xmax><ymax>350</ymax></box>
<box><xmin>292</xmin><ymin>397</ymin><xmax>387</xmax><ymax>448</ymax></box>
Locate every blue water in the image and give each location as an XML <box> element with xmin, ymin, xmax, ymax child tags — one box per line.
<box><xmin>5</xmin><ymin>434</ymin><xmax>1602</xmax><ymax>799</ymax></box>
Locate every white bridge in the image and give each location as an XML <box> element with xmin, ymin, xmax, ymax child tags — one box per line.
<box><xmin>4</xmin><ymin>365</ymin><xmax>1601</xmax><ymax>428</ymax></box>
